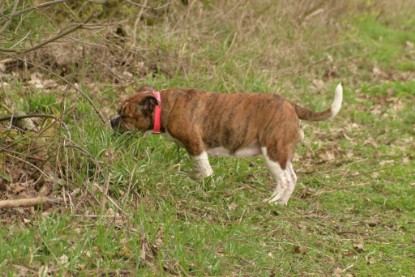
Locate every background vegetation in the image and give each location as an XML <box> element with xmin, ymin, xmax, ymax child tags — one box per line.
<box><xmin>1</xmin><ymin>0</ymin><xmax>414</xmax><ymax>275</ymax></box>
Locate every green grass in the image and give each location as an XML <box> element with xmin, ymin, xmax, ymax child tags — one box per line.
<box><xmin>1</xmin><ymin>2</ymin><xmax>415</xmax><ymax>276</ymax></box>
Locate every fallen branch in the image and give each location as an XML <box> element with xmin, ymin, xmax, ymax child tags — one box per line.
<box><xmin>0</xmin><ymin>113</ymin><xmax>59</xmax><ymax>122</ymax></box>
<box><xmin>0</xmin><ymin>188</ymin><xmax>80</xmax><ymax>209</ymax></box>
<box><xmin>0</xmin><ymin>196</ymin><xmax>56</xmax><ymax>208</ymax></box>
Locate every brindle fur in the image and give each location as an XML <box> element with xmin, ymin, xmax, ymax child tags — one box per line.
<box><xmin>111</xmin><ymin>86</ymin><xmax>336</xmax><ymax>169</ymax></box>
<box><xmin>111</xmin><ymin>84</ymin><xmax>342</xmax><ymax>205</ymax></box>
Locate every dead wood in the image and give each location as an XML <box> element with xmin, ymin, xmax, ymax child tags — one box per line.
<box><xmin>0</xmin><ymin>188</ymin><xmax>80</xmax><ymax>209</ymax></box>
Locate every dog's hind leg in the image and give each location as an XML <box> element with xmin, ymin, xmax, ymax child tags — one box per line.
<box><xmin>191</xmin><ymin>151</ymin><xmax>213</xmax><ymax>179</ymax></box>
<box><xmin>261</xmin><ymin>147</ymin><xmax>296</xmax><ymax>205</ymax></box>
<box><xmin>277</xmin><ymin>162</ymin><xmax>297</xmax><ymax>205</ymax></box>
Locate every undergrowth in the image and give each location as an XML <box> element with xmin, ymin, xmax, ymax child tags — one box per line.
<box><xmin>1</xmin><ymin>0</ymin><xmax>415</xmax><ymax>275</ymax></box>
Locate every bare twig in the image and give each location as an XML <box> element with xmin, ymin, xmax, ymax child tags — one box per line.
<box><xmin>126</xmin><ymin>0</ymin><xmax>177</xmax><ymax>10</ymax></box>
<box><xmin>9</xmin><ymin>30</ymin><xmax>31</xmax><ymax>49</ymax></box>
<box><xmin>3</xmin><ymin>54</ymin><xmax>107</xmax><ymax>124</ymax></box>
<box><xmin>0</xmin><ymin>147</ymin><xmax>47</xmax><ymax>161</ymax></box>
<box><xmin>133</xmin><ymin>0</ymin><xmax>148</xmax><ymax>47</ymax></box>
<box><xmin>0</xmin><ymin>0</ymin><xmax>20</xmax><ymax>34</ymax></box>
<box><xmin>92</xmin><ymin>182</ymin><xmax>127</xmax><ymax>216</ymax></box>
<box><xmin>2</xmin><ymin>152</ymin><xmax>51</xmax><ymax>180</ymax></box>
<box><xmin>0</xmin><ymin>113</ymin><xmax>59</xmax><ymax>122</ymax></box>
<box><xmin>101</xmin><ymin>173</ymin><xmax>111</xmax><ymax>211</ymax></box>
<box><xmin>0</xmin><ymin>0</ymin><xmax>70</xmax><ymax>25</ymax></box>
<box><xmin>0</xmin><ymin>112</ymin><xmax>70</xmax><ymax>138</ymax></box>
<box><xmin>0</xmin><ymin>188</ymin><xmax>80</xmax><ymax>209</ymax></box>
<box><xmin>0</xmin><ymin>15</ymin><xmax>94</xmax><ymax>54</ymax></box>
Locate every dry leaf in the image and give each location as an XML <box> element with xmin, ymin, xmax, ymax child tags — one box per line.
<box><xmin>366</xmin><ymin>257</ymin><xmax>376</xmax><ymax>265</ymax></box>
<box><xmin>38</xmin><ymin>265</ymin><xmax>49</xmax><ymax>277</ymax></box>
<box><xmin>371</xmin><ymin>172</ymin><xmax>380</xmax><ymax>178</ymax></box>
<box><xmin>353</xmin><ymin>240</ymin><xmax>364</xmax><ymax>253</ymax></box>
<box><xmin>293</xmin><ymin>245</ymin><xmax>307</xmax><ymax>254</ymax></box>
<box><xmin>58</xmin><ymin>255</ymin><xmax>69</xmax><ymax>266</ymax></box>
<box><xmin>12</xmin><ymin>183</ymin><xmax>26</xmax><ymax>194</ymax></box>
<box><xmin>29</xmin><ymin>72</ymin><xmax>44</xmax><ymax>89</ymax></box>
<box><xmin>324</xmin><ymin>66</ymin><xmax>340</xmax><ymax>78</ymax></box>
<box><xmin>123</xmin><ymin>71</ymin><xmax>133</xmax><ymax>78</ymax></box>
<box><xmin>332</xmin><ymin>267</ymin><xmax>343</xmax><ymax>277</ymax></box>
<box><xmin>354</xmin><ymin>243</ymin><xmax>364</xmax><ymax>252</ymax></box>
<box><xmin>320</xmin><ymin>150</ymin><xmax>335</xmax><ymax>162</ymax></box>
<box><xmin>379</xmin><ymin>160</ymin><xmax>394</xmax><ymax>166</ymax></box>
<box><xmin>312</xmin><ymin>79</ymin><xmax>325</xmax><ymax>90</ymax></box>
<box><xmin>227</xmin><ymin>202</ymin><xmax>237</xmax><ymax>210</ymax></box>
<box><xmin>372</xmin><ymin>66</ymin><xmax>388</xmax><ymax>78</ymax></box>
<box><xmin>402</xmin><ymin>157</ymin><xmax>410</xmax><ymax>165</ymax></box>
<box><xmin>140</xmin><ymin>234</ymin><xmax>158</xmax><ymax>266</ymax></box>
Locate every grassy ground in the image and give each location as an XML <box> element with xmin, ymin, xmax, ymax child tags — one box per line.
<box><xmin>1</xmin><ymin>1</ymin><xmax>415</xmax><ymax>276</ymax></box>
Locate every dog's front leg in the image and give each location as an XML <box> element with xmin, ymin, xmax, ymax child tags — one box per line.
<box><xmin>191</xmin><ymin>151</ymin><xmax>213</xmax><ymax>180</ymax></box>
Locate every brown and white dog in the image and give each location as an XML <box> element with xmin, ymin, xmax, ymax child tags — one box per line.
<box><xmin>111</xmin><ymin>84</ymin><xmax>343</xmax><ymax>205</ymax></box>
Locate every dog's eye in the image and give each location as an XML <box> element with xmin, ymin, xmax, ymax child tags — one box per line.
<box><xmin>120</xmin><ymin>114</ymin><xmax>129</xmax><ymax>119</ymax></box>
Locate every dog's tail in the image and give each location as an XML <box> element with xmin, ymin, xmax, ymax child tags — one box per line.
<box><xmin>293</xmin><ymin>83</ymin><xmax>343</xmax><ymax>121</ymax></box>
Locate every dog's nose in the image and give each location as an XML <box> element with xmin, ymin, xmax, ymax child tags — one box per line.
<box><xmin>110</xmin><ymin>116</ymin><xmax>119</xmax><ymax>129</ymax></box>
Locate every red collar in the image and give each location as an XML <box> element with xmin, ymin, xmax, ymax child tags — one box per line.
<box><xmin>151</xmin><ymin>91</ymin><xmax>162</xmax><ymax>134</ymax></box>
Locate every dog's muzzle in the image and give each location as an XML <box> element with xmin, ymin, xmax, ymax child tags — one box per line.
<box><xmin>110</xmin><ymin>115</ymin><xmax>122</xmax><ymax>132</ymax></box>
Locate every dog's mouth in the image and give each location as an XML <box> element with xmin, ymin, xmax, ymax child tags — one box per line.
<box><xmin>110</xmin><ymin>115</ymin><xmax>150</xmax><ymax>138</ymax></box>
<box><xmin>110</xmin><ymin>115</ymin><xmax>127</xmax><ymax>133</ymax></box>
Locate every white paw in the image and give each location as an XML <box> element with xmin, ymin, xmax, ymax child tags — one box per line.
<box><xmin>275</xmin><ymin>198</ymin><xmax>288</xmax><ymax>206</ymax></box>
<box><xmin>191</xmin><ymin>171</ymin><xmax>213</xmax><ymax>181</ymax></box>
<box><xmin>264</xmin><ymin>191</ymin><xmax>283</xmax><ymax>204</ymax></box>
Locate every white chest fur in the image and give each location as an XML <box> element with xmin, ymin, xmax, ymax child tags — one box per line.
<box><xmin>207</xmin><ymin>141</ymin><xmax>261</xmax><ymax>157</ymax></box>
<box><xmin>163</xmin><ymin>131</ymin><xmax>261</xmax><ymax>157</ymax></box>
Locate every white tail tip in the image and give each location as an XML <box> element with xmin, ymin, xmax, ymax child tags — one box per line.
<box><xmin>330</xmin><ymin>83</ymin><xmax>343</xmax><ymax>118</ymax></box>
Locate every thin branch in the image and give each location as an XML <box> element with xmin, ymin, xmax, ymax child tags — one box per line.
<box><xmin>2</xmin><ymin>152</ymin><xmax>51</xmax><ymax>179</ymax></box>
<box><xmin>3</xmin><ymin>54</ymin><xmax>107</xmax><ymax>125</ymax></box>
<box><xmin>0</xmin><ymin>20</ymin><xmax>87</xmax><ymax>54</ymax></box>
<box><xmin>92</xmin><ymin>182</ymin><xmax>127</xmax><ymax>216</ymax></box>
<box><xmin>126</xmin><ymin>0</ymin><xmax>177</xmax><ymax>10</ymax></box>
<box><xmin>0</xmin><ymin>0</ymin><xmax>20</xmax><ymax>34</ymax></box>
<box><xmin>0</xmin><ymin>112</ymin><xmax>70</xmax><ymax>136</ymax></box>
<box><xmin>101</xmin><ymin>173</ymin><xmax>111</xmax><ymax>211</ymax></box>
<box><xmin>0</xmin><ymin>0</ymin><xmax>70</xmax><ymax>25</ymax></box>
<box><xmin>9</xmin><ymin>30</ymin><xmax>31</xmax><ymax>49</ymax></box>
<box><xmin>0</xmin><ymin>113</ymin><xmax>59</xmax><ymax>122</ymax></box>
<box><xmin>0</xmin><ymin>147</ymin><xmax>47</xmax><ymax>161</ymax></box>
<box><xmin>133</xmin><ymin>0</ymin><xmax>148</xmax><ymax>47</ymax></box>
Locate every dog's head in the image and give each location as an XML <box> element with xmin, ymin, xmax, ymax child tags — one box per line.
<box><xmin>110</xmin><ymin>85</ymin><xmax>158</xmax><ymax>133</ymax></box>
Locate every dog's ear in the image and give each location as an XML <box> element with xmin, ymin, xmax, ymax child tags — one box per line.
<box><xmin>138</xmin><ymin>96</ymin><xmax>158</xmax><ymax>113</ymax></box>
<box><xmin>137</xmin><ymin>85</ymin><xmax>155</xmax><ymax>93</ymax></box>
